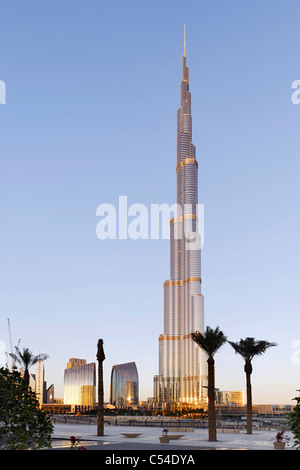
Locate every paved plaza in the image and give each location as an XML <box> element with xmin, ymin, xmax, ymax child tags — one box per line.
<box><xmin>50</xmin><ymin>422</ymin><xmax>295</xmax><ymax>451</ymax></box>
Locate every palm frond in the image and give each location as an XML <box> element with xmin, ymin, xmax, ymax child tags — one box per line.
<box><xmin>9</xmin><ymin>346</ymin><xmax>49</xmax><ymax>369</ymax></box>
<box><xmin>228</xmin><ymin>337</ymin><xmax>277</xmax><ymax>361</ymax></box>
<box><xmin>192</xmin><ymin>326</ymin><xmax>227</xmax><ymax>358</ymax></box>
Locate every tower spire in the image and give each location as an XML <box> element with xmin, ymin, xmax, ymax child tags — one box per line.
<box><xmin>182</xmin><ymin>24</ymin><xmax>189</xmax><ymax>84</ymax></box>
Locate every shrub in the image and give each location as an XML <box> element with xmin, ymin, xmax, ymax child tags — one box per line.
<box><xmin>287</xmin><ymin>391</ymin><xmax>300</xmax><ymax>450</ymax></box>
<box><xmin>0</xmin><ymin>367</ymin><xmax>53</xmax><ymax>450</ymax></box>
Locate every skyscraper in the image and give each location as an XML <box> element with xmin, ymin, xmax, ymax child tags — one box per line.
<box><xmin>29</xmin><ymin>360</ymin><xmax>51</xmax><ymax>406</ymax></box>
<box><xmin>35</xmin><ymin>360</ymin><xmax>45</xmax><ymax>407</ymax></box>
<box><xmin>154</xmin><ymin>28</ymin><xmax>208</xmax><ymax>408</ymax></box>
<box><xmin>63</xmin><ymin>358</ymin><xmax>96</xmax><ymax>411</ymax></box>
<box><xmin>110</xmin><ymin>362</ymin><xmax>139</xmax><ymax>408</ymax></box>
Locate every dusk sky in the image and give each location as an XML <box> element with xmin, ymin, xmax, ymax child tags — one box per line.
<box><xmin>1</xmin><ymin>1</ymin><xmax>300</xmax><ymax>404</ymax></box>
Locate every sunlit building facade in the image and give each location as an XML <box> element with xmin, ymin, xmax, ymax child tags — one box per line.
<box><xmin>46</xmin><ymin>384</ymin><xmax>54</xmax><ymax>404</ymax></box>
<box><xmin>63</xmin><ymin>358</ymin><xmax>96</xmax><ymax>410</ymax></box>
<box><xmin>110</xmin><ymin>362</ymin><xmax>139</xmax><ymax>408</ymax></box>
<box><xmin>216</xmin><ymin>390</ymin><xmax>244</xmax><ymax>406</ymax></box>
<box><xmin>153</xmin><ymin>29</ymin><xmax>208</xmax><ymax>408</ymax></box>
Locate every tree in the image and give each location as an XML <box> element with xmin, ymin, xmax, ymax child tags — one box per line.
<box><xmin>192</xmin><ymin>326</ymin><xmax>227</xmax><ymax>441</ymax></box>
<box><xmin>96</xmin><ymin>339</ymin><xmax>105</xmax><ymax>436</ymax></box>
<box><xmin>228</xmin><ymin>337</ymin><xmax>277</xmax><ymax>434</ymax></box>
<box><xmin>287</xmin><ymin>391</ymin><xmax>300</xmax><ymax>449</ymax></box>
<box><xmin>9</xmin><ymin>345</ymin><xmax>49</xmax><ymax>386</ymax></box>
<box><xmin>0</xmin><ymin>367</ymin><xmax>53</xmax><ymax>449</ymax></box>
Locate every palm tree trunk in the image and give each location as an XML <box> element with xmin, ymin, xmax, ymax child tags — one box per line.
<box><xmin>24</xmin><ymin>369</ymin><xmax>30</xmax><ymax>387</ymax></box>
<box><xmin>244</xmin><ymin>359</ymin><xmax>253</xmax><ymax>434</ymax></box>
<box><xmin>207</xmin><ymin>356</ymin><xmax>217</xmax><ymax>441</ymax></box>
<box><xmin>97</xmin><ymin>362</ymin><xmax>104</xmax><ymax>436</ymax></box>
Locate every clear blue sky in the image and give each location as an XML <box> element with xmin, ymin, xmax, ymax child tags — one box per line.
<box><xmin>1</xmin><ymin>0</ymin><xmax>300</xmax><ymax>404</ymax></box>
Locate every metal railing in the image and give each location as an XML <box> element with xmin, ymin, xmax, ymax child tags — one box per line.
<box><xmin>51</xmin><ymin>415</ymin><xmax>290</xmax><ymax>431</ymax></box>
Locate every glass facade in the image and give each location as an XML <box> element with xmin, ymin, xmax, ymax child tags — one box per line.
<box><xmin>110</xmin><ymin>362</ymin><xmax>139</xmax><ymax>408</ymax></box>
<box><xmin>63</xmin><ymin>361</ymin><xmax>96</xmax><ymax>408</ymax></box>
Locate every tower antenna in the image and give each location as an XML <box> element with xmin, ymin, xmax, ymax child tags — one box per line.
<box><xmin>184</xmin><ymin>24</ymin><xmax>186</xmax><ymax>57</ymax></box>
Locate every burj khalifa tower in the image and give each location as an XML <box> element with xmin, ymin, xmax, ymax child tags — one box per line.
<box><xmin>154</xmin><ymin>28</ymin><xmax>208</xmax><ymax>407</ymax></box>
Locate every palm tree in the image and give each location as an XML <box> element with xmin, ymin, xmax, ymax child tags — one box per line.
<box><xmin>228</xmin><ymin>337</ymin><xmax>277</xmax><ymax>434</ymax></box>
<box><xmin>96</xmin><ymin>339</ymin><xmax>105</xmax><ymax>436</ymax></box>
<box><xmin>192</xmin><ymin>326</ymin><xmax>227</xmax><ymax>441</ymax></box>
<box><xmin>9</xmin><ymin>345</ymin><xmax>49</xmax><ymax>386</ymax></box>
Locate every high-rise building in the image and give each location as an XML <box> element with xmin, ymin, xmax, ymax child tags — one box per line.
<box><xmin>63</xmin><ymin>358</ymin><xmax>96</xmax><ymax>411</ymax></box>
<box><xmin>216</xmin><ymin>390</ymin><xmax>245</xmax><ymax>406</ymax></box>
<box><xmin>110</xmin><ymin>362</ymin><xmax>139</xmax><ymax>408</ymax></box>
<box><xmin>30</xmin><ymin>360</ymin><xmax>52</xmax><ymax>406</ymax></box>
<box><xmin>153</xmin><ymin>28</ymin><xmax>208</xmax><ymax>408</ymax></box>
<box><xmin>46</xmin><ymin>384</ymin><xmax>55</xmax><ymax>404</ymax></box>
<box><xmin>35</xmin><ymin>360</ymin><xmax>45</xmax><ymax>407</ymax></box>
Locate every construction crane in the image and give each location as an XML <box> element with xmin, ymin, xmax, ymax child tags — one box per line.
<box><xmin>7</xmin><ymin>318</ymin><xmax>20</xmax><ymax>371</ymax></box>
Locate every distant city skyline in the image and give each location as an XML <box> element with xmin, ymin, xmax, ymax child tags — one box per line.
<box><xmin>1</xmin><ymin>1</ymin><xmax>300</xmax><ymax>405</ymax></box>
